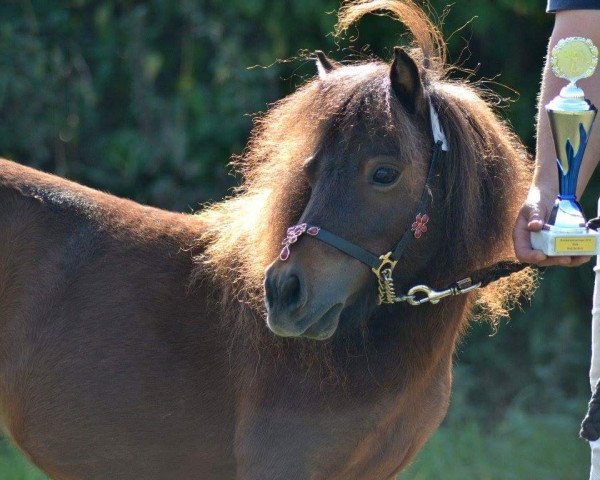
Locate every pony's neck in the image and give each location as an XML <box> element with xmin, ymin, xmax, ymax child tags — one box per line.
<box><xmin>227</xmin><ymin>278</ymin><xmax>470</xmax><ymax>389</ymax></box>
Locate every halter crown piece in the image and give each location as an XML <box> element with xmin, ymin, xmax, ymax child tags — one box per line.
<box><xmin>279</xmin><ymin>98</ymin><xmax>449</xmax><ymax>305</ymax></box>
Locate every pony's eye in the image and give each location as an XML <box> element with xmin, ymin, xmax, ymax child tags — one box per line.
<box><xmin>372</xmin><ymin>166</ymin><xmax>400</xmax><ymax>185</ymax></box>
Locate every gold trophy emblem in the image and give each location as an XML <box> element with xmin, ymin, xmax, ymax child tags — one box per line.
<box><xmin>551</xmin><ymin>37</ymin><xmax>598</xmax><ymax>84</ymax></box>
<box><xmin>531</xmin><ymin>37</ymin><xmax>599</xmax><ymax>256</ymax></box>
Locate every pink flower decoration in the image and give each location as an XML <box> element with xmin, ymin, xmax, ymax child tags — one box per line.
<box><xmin>280</xmin><ymin>245</ymin><xmax>290</xmax><ymax>261</ymax></box>
<box><xmin>411</xmin><ymin>213</ymin><xmax>429</xmax><ymax>239</ymax></box>
<box><xmin>279</xmin><ymin>223</ymin><xmax>320</xmax><ymax>261</ymax></box>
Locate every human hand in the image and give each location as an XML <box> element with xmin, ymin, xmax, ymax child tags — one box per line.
<box><xmin>513</xmin><ymin>190</ymin><xmax>591</xmax><ymax>267</ymax></box>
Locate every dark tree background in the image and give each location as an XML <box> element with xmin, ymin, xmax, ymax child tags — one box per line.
<box><xmin>0</xmin><ymin>0</ymin><xmax>595</xmax><ymax>428</ymax></box>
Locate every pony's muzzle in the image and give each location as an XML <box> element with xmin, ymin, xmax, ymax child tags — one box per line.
<box><xmin>264</xmin><ymin>263</ymin><xmax>345</xmax><ymax>340</ymax></box>
<box><xmin>264</xmin><ymin>265</ymin><xmax>309</xmax><ymax>335</ymax></box>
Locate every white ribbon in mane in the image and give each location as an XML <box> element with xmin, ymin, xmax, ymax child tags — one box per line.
<box><xmin>429</xmin><ymin>98</ymin><xmax>449</xmax><ymax>152</ymax></box>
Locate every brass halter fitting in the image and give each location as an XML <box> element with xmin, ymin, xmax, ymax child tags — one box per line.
<box><xmin>371</xmin><ymin>254</ymin><xmax>484</xmax><ymax>306</ymax></box>
<box><xmin>371</xmin><ymin>252</ymin><xmax>398</xmax><ymax>305</ymax></box>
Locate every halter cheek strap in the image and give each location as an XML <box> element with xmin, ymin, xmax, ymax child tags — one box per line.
<box><xmin>280</xmin><ymin>99</ymin><xmax>448</xmax><ymax>305</ymax></box>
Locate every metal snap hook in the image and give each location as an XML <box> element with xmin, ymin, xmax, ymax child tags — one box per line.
<box><xmin>406</xmin><ymin>285</ymin><xmax>454</xmax><ymax>305</ymax></box>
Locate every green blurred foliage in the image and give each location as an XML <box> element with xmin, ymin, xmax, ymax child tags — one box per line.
<box><xmin>0</xmin><ymin>438</ymin><xmax>47</xmax><ymax>479</ymax></box>
<box><xmin>400</xmin><ymin>411</ymin><xmax>589</xmax><ymax>479</ymax></box>
<box><xmin>1</xmin><ymin>0</ymin><xmax>552</xmax><ymax>209</ymax></box>
<box><xmin>0</xmin><ymin>0</ymin><xmax>597</xmax><ymax>473</ymax></box>
<box><xmin>0</xmin><ymin>0</ymin><xmax>343</xmax><ymax>208</ymax></box>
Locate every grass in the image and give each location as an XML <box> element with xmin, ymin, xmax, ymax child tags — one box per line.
<box><xmin>0</xmin><ymin>410</ymin><xmax>589</xmax><ymax>479</ymax></box>
<box><xmin>0</xmin><ymin>439</ymin><xmax>46</xmax><ymax>480</ymax></box>
<box><xmin>399</xmin><ymin>410</ymin><xmax>589</xmax><ymax>480</ymax></box>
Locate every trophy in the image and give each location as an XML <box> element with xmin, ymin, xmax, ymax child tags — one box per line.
<box><xmin>531</xmin><ymin>37</ymin><xmax>600</xmax><ymax>256</ymax></box>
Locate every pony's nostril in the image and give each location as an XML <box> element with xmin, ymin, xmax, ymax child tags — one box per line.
<box><xmin>265</xmin><ymin>269</ymin><xmax>306</xmax><ymax>315</ymax></box>
<box><xmin>281</xmin><ymin>274</ymin><xmax>302</xmax><ymax>311</ymax></box>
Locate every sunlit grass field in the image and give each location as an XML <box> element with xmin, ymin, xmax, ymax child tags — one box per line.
<box><xmin>0</xmin><ymin>410</ymin><xmax>588</xmax><ymax>479</ymax></box>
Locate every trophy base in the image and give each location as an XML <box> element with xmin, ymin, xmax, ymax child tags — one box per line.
<box><xmin>531</xmin><ymin>227</ymin><xmax>600</xmax><ymax>256</ymax></box>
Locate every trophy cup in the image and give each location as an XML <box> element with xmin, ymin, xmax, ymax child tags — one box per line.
<box><xmin>531</xmin><ymin>37</ymin><xmax>600</xmax><ymax>256</ymax></box>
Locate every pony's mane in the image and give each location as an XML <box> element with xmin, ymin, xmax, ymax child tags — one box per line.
<box><xmin>193</xmin><ymin>0</ymin><xmax>535</xmax><ymax>344</ymax></box>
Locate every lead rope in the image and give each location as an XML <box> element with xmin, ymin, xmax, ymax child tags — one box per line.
<box><xmin>387</xmin><ymin>260</ymin><xmax>535</xmax><ymax>306</ymax></box>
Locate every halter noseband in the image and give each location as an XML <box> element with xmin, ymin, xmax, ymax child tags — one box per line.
<box><xmin>279</xmin><ymin>99</ymin><xmax>449</xmax><ymax>305</ymax></box>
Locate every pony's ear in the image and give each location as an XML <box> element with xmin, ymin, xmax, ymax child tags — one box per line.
<box><xmin>315</xmin><ymin>50</ymin><xmax>339</xmax><ymax>79</ymax></box>
<box><xmin>390</xmin><ymin>46</ymin><xmax>424</xmax><ymax>114</ymax></box>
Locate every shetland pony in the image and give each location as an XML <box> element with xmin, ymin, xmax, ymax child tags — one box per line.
<box><xmin>0</xmin><ymin>1</ymin><xmax>532</xmax><ymax>478</ymax></box>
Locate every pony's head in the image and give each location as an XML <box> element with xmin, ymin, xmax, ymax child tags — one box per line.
<box><xmin>264</xmin><ymin>47</ymin><xmax>444</xmax><ymax>339</ymax></box>
<box><xmin>198</xmin><ymin>0</ymin><xmax>532</xmax><ymax>342</ymax></box>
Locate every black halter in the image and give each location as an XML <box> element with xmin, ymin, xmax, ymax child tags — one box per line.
<box><xmin>279</xmin><ymin>100</ymin><xmax>448</xmax><ymax>304</ymax></box>
<box><xmin>278</xmin><ymin>101</ymin><xmax>532</xmax><ymax>305</ymax></box>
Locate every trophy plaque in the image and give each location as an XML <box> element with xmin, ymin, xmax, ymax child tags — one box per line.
<box><xmin>531</xmin><ymin>37</ymin><xmax>599</xmax><ymax>256</ymax></box>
